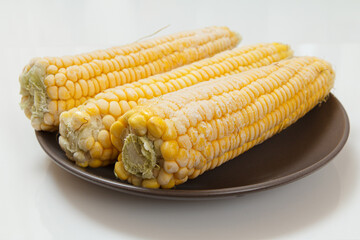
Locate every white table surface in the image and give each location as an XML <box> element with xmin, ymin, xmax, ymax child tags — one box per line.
<box><xmin>1</xmin><ymin>0</ymin><xmax>359</xmax><ymax>239</ymax></box>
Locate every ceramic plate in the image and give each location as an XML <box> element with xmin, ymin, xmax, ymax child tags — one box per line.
<box><xmin>36</xmin><ymin>94</ymin><xmax>349</xmax><ymax>200</ymax></box>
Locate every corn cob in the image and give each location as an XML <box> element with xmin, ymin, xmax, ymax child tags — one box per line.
<box><xmin>110</xmin><ymin>57</ymin><xmax>335</xmax><ymax>188</ymax></box>
<box><xmin>58</xmin><ymin>42</ymin><xmax>293</xmax><ymax>167</ymax></box>
<box><xmin>19</xmin><ymin>26</ymin><xmax>240</xmax><ymax>131</ymax></box>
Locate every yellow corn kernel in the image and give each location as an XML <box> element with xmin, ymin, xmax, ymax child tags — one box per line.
<box><xmin>157</xmin><ymin>169</ymin><xmax>173</xmax><ymax>186</ymax></box>
<box><xmin>47</xmin><ymin>65</ymin><xmax>58</xmax><ymax>74</ymax></box>
<box><xmin>114</xmin><ymin>160</ymin><xmax>129</xmax><ymax>180</ymax></box>
<box><xmin>161</xmin><ymin>178</ymin><xmax>175</xmax><ymax>189</ymax></box>
<box><xmin>174</xmin><ymin>167</ymin><xmax>189</xmax><ymax>180</ymax></box>
<box><xmin>163</xmin><ymin>160</ymin><xmax>179</xmax><ymax>174</ymax></box>
<box><xmin>147</xmin><ymin>116</ymin><xmax>166</xmax><ymax>138</ymax></box>
<box><xmin>110</xmin><ymin>121</ymin><xmax>127</xmax><ymax>138</ymax></box>
<box><xmin>161</xmin><ymin>140</ymin><xmax>179</xmax><ymax>160</ymax></box>
<box><xmin>142</xmin><ymin>179</ymin><xmax>160</xmax><ymax>188</ymax></box>
<box><xmin>162</xmin><ymin>119</ymin><xmax>177</xmax><ymax>140</ymax></box>
<box><xmin>47</xmin><ymin>86</ymin><xmax>58</xmax><ymax>99</ymax></box>
<box><xmin>84</xmin><ymin>137</ymin><xmax>95</xmax><ymax>150</ymax></box>
<box><xmin>128</xmin><ymin>113</ymin><xmax>147</xmax><ymax>136</ymax></box>
<box><xmin>176</xmin><ymin>148</ymin><xmax>189</xmax><ymax>167</ymax></box>
<box><xmin>44</xmin><ymin>75</ymin><xmax>55</xmax><ymax>86</ymax></box>
<box><xmin>43</xmin><ymin>113</ymin><xmax>54</xmax><ymax>125</ymax></box>
<box><xmin>102</xmin><ymin>115</ymin><xmax>116</xmax><ymax>130</ymax></box>
<box><xmin>90</xmin><ymin>142</ymin><xmax>103</xmax><ymax>159</ymax></box>
<box><xmin>98</xmin><ymin>130</ymin><xmax>112</xmax><ymax>148</ymax></box>
<box><xmin>89</xmin><ymin>159</ymin><xmax>102</xmax><ymax>168</ymax></box>
<box><xmin>175</xmin><ymin>176</ymin><xmax>188</xmax><ymax>186</ymax></box>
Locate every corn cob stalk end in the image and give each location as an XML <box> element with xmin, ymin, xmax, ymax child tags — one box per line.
<box><xmin>19</xmin><ymin>58</ymin><xmax>51</xmax><ymax>130</ymax></box>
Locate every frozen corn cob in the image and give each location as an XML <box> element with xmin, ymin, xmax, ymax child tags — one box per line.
<box><xmin>58</xmin><ymin>42</ymin><xmax>293</xmax><ymax>167</ymax></box>
<box><xmin>110</xmin><ymin>57</ymin><xmax>335</xmax><ymax>188</ymax></box>
<box><xmin>19</xmin><ymin>26</ymin><xmax>240</xmax><ymax>131</ymax></box>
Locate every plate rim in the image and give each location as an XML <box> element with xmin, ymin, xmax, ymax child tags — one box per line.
<box><xmin>36</xmin><ymin>93</ymin><xmax>350</xmax><ymax>200</ymax></box>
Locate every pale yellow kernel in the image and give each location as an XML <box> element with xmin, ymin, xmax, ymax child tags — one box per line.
<box><xmin>57</xmin><ymin>100</ymin><xmax>66</xmax><ymax>114</ymax></box>
<box><xmin>48</xmin><ymin>101</ymin><xmax>57</xmax><ymax>114</ymax></box>
<box><xmin>194</xmin><ymin>135</ymin><xmax>206</xmax><ymax>151</ymax></box>
<box><xmin>119</xmin><ymin>71</ymin><xmax>127</xmax><ymax>85</ymax></box>
<box><xmin>163</xmin><ymin>160</ymin><xmax>179</xmax><ymax>174</ymax></box>
<box><xmin>66</xmin><ymin>69</ymin><xmax>78</xmax><ymax>82</ymax></box>
<box><xmin>47</xmin><ymin>86</ymin><xmax>58</xmax><ymax>99</ymax></box>
<box><xmin>128</xmin><ymin>101</ymin><xmax>137</xmax><ymax>109</ymax></box>
<box><xmin>84</xmin><ymin>102</ymin><xmax>100</xmax><ymax>116</ymax></box>
<box><xmin>44</xmin><ymin>75</ymin><xmax>55</xmax><ymax>86</ymax></box>
<box><xmin>157</xmin><ymin>169</ymin><xmax>173</xmax><ymax>186</ymax></box>
<box><xmin>90</xmin><ymin>142</ymin><xmax>103</xmax><ymax>159</ymax></box>
<box><xmin>189</xmin><ymin>169</ymin><xmax>201</xmax><ymax>179</ymax></box>
<box><xmin>102</xmin><ymin>115</ymin><xmax>115</xmax><ymax>130</ymax></box>
<box><xmin>59</xmin><ymin>86</ymin><xmax>70</xmax><ymax>100</ymax></box>
<box><xmin>177</xmin><ymin>135</ymin><xmax>192</xmax><ymax>149</ymax></box>
<box><xmin>80</xmin><ymin>66</ymin><xmax>90</xmax><ymax>80</ymax></box>
<box><xmin>66</xmin><ymin>99</ymin><xmax>75</xmax><ymax>109</ymax></box>
<box><xmin>161</xmin><ymin>178</ymin><xmax>175</xmax><ymax>189</ymax></box>
<box><xmin>78</xmin><ymin>80</ymin><xmax>88</xmax><ymax>96</ymax></box>
<box><xmin>176</xmin><ymin>148</ymin><xmax>189</xmax><ymax>167</ymax></box>
<box><xmin>90</xmin><ymin>61</ymin><xmax>102</xmax><ymax>75</ymax></box>
<box><xmin>80</xmin><ymin>97</ymin><xmax>87</xmax><ymax>104</ymax></box>
<box><xmin>149</xmin><ymin>84</ymin><xmax>162</xmax><ymax>97</ymax></box>
<box><xmin>142</xmin><ymin>179</ymin><xmax>160</xmax><ymax>189</ymax></box>
<box><xmin>204</xmin><ymin>143</ymin><xmax>214</xmax><ymax>160</ymax></box>
<box><xmin>64</xmin><ymin>81</ymin><xmax>74</xmax><ymax>97</ymax></box>
<box><xmin>124</xmin><ymin>88</ymin><xmax>139</xmax><ymax>101</ymax></box>
<box><xmin>109</xmin><ymin>101</ymin><xmax>122</xmax><ymax>117</ymax></box>
<box><xmin>47</xmin><ymin>65</ymin><xmax>58</xmax><ymax>75</ymax></box>
<box><xmin>43</xmin><ymin>113</ymin><xmax>54</xmax><ymax>125</ymax></box>
<box><xmin>96</xmin><ymin>99</ymin><xmax>109</xmax><ymax>114</ymax></box>
<box><xmin>98</xmin><ymin>130</ymin><xmax>112</xmax><ymax>148</ymax></box>
<box><xmin>174</xmin><ymin>167</ymin><xmax>189</xmax><ymax>180</ymax></box>
<box><xmin>84</xmin><ymin>137</ymin><xmax>95</xmax><ymax>150</ymax></box>
<box><xmin>119</xmin><ymin>100</ymin><xmax>131</xmax><ymax>114</ymax></box>
<box><xmin>87</xmin><ymin>81</ymin><xmax>95</xmax><ymax>96</ymax></box>
<box><xmin>156</xmin><ymin>82</ymin><xmax>168</xmax><ymax>94</ymax></box>
<box><xmin>74</xmin><ymin>83</ymin><xmax>82</xmax><ymax>99</ymax></box>
<box><xmin>175</xmin><ymin>176</ymin><xmax>188</xmax><ymax>186</ymax></box>
<box><xmin>162</xmin><ymin>119</ymin><xmax>177</xmax><ymax>140</ymax></box>
<box><xmin>61</xmin><ymin>56</ymin><xmax>73</xmax><ymax>68</ymax></box>
<box><xmin>55</xmin><ymin>73</ymin><xmax>67</xmax><ymax>86</ymax></box>
<box><xmin>160</xmin><ymin>140</ymin><xmax>179</xmax><ymax>160</ymax></box>
<box><xmin>101</xmin><ymin>149</ymin><xmax>113</xmax><ymax>161</ymax></box>
<box><xmin>140</xmin><ymin>85</ymin><xmax>154</xmax><ymax>99</ymax></box>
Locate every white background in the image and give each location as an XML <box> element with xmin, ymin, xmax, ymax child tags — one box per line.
<box><xmin>1</xmin><ymin>0</ymin><xmax>360</xmax><ymax>239</ymax></box>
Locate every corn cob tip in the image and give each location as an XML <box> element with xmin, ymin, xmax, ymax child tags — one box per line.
<box><xmin>59</xmin><ymin>106</ymin><xmax>116</xmax><ymax>167</ymax></box>
<box><xmin>19</xmin><ymin>59</ymin><xmax>52</xmax><ymax>130</ymax></box>
<box><xmin>122</xmin><ymin>133</ymin><xmax>157</xmax><ymax>179</ymax></box>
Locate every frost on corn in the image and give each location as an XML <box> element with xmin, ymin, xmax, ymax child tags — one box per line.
<box><xmin>58</xmin><ymin>109</ymin><xmax>103</xmax><ymax>167</ymax></box>
<box><xmin>19</xmin><ymin>59</ymin><xmax>49</xmax><ymax>125</ymax></box>
<box><xmin>122</xmin><ymin>133</ymin><xmax>157</xmax><ymax>179</ymax></box>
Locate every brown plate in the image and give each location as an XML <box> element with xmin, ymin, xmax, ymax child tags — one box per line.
<box><xmin>36</xmin><ymin>94</ymin><xmax>349</xmax><ymax>200</ymax></box>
